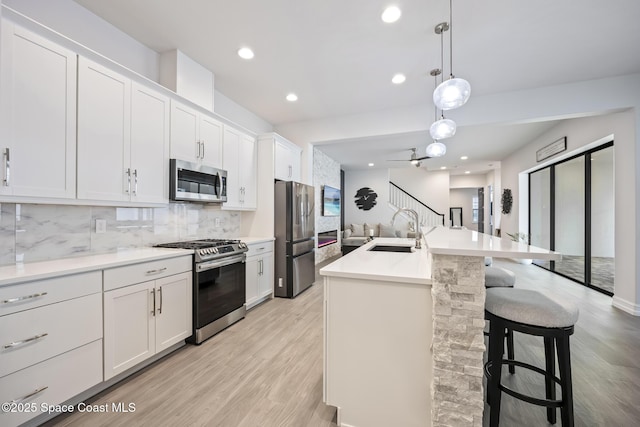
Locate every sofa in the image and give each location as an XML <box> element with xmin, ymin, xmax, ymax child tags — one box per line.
<box><xmin>341</xmin><ymin>223</ymin><xmax>406</xmax><ymax>254</ymax></box>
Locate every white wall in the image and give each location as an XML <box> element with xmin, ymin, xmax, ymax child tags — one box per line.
<box><xmin>388</xmin><ymin>168</ymin><xmax>449</xmax><ymax>216</ymax></box>
<box><xmin>450</xmin><ymin>174</ymin><xmax>486</xmax><ymax>189</ymax></box>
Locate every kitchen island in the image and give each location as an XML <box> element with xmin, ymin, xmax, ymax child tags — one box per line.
<box><xmin>320</xmin><ymin>227</ymin><xmax>560</xmax><ymax>427</ymax></box>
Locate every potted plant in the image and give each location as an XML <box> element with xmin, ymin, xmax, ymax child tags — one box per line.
<box><xmin>506</xmin><ymin>232</ymin><xmax>533</xmax><ymax>264</ymax></box>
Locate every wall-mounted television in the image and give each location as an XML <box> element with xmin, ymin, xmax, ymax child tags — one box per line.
<box><xmin>322</xmin><ymin>185</ymin><xmax>341</xmax><ymax>217</ymax></box>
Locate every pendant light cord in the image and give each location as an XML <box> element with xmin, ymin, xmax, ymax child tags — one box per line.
<box><xmin>449</xmin><ymin>0</ymin><xmax>454</xmax><ymax>79</ymax></box>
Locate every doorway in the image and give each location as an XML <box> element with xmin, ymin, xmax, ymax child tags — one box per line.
<box><xmin>529</xmin><ymin>142</ymin><xmax>614</xmax><ymax>295</ymax></box>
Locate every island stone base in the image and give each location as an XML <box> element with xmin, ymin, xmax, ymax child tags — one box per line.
<box><xmin>431</xmin><ymin>254</ymin><xmax>486</xmax><ymax>427</ymax></box>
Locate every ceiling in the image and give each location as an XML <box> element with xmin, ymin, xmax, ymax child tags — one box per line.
<box><xmin>72</xmin><ymin>0</ymin><xmax>640</xmax><ymax>172</ymax></box>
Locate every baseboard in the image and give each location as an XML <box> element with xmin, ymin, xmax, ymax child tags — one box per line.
<box><xmin>612</xmin><ymin>296</ymin><xmax>640</xmax><ymax>316</ymax></box>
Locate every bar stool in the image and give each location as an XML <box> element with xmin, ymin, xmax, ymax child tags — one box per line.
<box><xmin>485</xmin><ymin>267</ymin><xmax>516</xmax><ymax>374</ymax></box>
<box><xmin>484</xmin><ymin>288</ymin><xmax>579</xmax><ymax>427</ymax></box>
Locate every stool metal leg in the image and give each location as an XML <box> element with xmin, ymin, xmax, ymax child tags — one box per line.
<box><xmin>557</xmin><ymin>334</ymin><xmax>575</xmax><ymax>427</ymax></box>
<box><xmin>544</xmin><ymin>336</ymin><xmax>557</xmax><ymax>424</ymax></box>
<box><xmin>506</xmin><ymin>328</ymin><xmax>515</xmax><ymax>375</ymax></box>
<box><xmin>488</xmin><ymin>318</ymin><xmax>506</xmax><ymax>427</ymax></box>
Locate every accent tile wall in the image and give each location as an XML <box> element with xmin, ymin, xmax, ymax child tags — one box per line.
<box><xmin>314</xmin><ymin>148</ymin><xmax>341</xmax><ymax>263</ymax></box>
<box><xmin>0</xmin><ymin>203</ymin><xmax>241</xmax><ymax>266</ymax></box>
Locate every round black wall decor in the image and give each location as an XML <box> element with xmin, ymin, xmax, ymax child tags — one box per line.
<box><xmin>354</xmin><ymin>187</ymin><xmax>377</xmax><ymax>211</ymax></box>
<box><xmin>501</xmin><ymin>189</ymin><xmax>513</xmax><ymax>215</ymax></box>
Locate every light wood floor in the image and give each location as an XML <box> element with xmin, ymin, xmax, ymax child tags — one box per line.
<box><xmin>46</xmin><ymin>258</ymin><xmax>640</xmax><ymax>427</ymax></box>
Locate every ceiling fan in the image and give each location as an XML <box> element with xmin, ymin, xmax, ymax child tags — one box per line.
<box><xmin>386</xmin><ymin>148</ymin><xmax>431</xmax><ymax>167</ymax></box>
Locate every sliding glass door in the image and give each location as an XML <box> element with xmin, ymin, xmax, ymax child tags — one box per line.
<box><xmin>528</xmin><ymin>142</ymin><xmax>614</xmax><ymax>295</ymax></box>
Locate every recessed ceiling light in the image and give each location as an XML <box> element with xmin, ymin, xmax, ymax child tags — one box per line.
<box><xmin>460</xmin><ymin>156</ymin><xmax>468</xmax><ymax>160</ymax></box>
<box><xmin>465</xmin><ymin>170</ymin><xmax>471</xmax><ymax>174</ymax></box>
<box><xmin>392</xmin><ymin>73</ymin><xmax>406</xmax><ymax>84</ymax></box>
<box><xmin>440</xmin><ymin>166</ymin><xmax>447</xmax><ymax>170</ymax></box>
<box><xmin>368</xmin><ymin>163</ymin><xmax>375</xmax><ymax>167</ymax></box>
<box><xmin>237</xmin><ymin>47</ymin><xmax>254</xmax><ymax>60</ymax></box>
<box><xmin>286</xmin><ymin>93</ymin><xmax>298</xmax><ymax>102</ymax></box>
<box><xmin>381</xmin><ymin>6</ymin><xmax>402</xmax><ymax>23</ymax></box>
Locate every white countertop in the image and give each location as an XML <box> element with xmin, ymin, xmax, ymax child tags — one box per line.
<box><xmin>423</xmin><ymin>226</ymin><xmax>562</xmax><ymax>260</ymax></box>
<box><xmin>0</xmin><ymin>248</ymin><xmax>193</xmax><ymax>287</ymax></box>
<box><xmin>238</xmin><ymin>236</ymin><xmax>275</xmax><ymax>245</ymax></box>
<box><xmin>319</xmin><ymin>238</ymin><xmax>432</xmax><ymax>285</ymax></box>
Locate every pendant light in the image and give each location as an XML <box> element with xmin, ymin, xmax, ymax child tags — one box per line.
<box><xmin>426</xmin><ymin>141</ymin><xmax>447</xmax><ymax>158</ymax></box>
<box><xmin>429</xmin><ymin>42</ymin><xmax>456</xmax><ymax>141</ymax></box>
<box><xmin>426</xmin><ymin>69</ymin><xmax>447</xmax><ymax>158</ymax></box>
<box><xmin>433</xmin><ymin>0</ymin><xmax>470</xmax><ymax>111</ymax></box>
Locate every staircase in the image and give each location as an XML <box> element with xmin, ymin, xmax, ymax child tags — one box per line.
<box><xmin>388</xmin><ymin>182</ymin><xmax>445</xmax><ymax>227</ymax></box>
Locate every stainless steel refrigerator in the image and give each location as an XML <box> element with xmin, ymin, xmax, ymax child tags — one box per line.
<box><xmin>274</xmin><ymin>180</ymin><xmax>315</xmax><ymax>298</ymax></box>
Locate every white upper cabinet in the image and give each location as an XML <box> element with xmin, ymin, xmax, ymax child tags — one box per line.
<box><xmin>0</xmin><ymin>21</ymin><xmax>77</xmax><ymax>199</ymax></box>
<box><xmin>77</xmin><ymin>58</ymin><xmax>169</xmax><ymax>203</ymax></box>
<box><xmin>268</xmin><ymin>134</ymin><xmax>301</xmax><ymax>182</ymax></box>
<box><xmin>170</xmin><ymin>100</ymin><xmax>222</xmax><ymax>168</ymax></box>
<box><xmin>130</xmin><ymin>82</ymin><xmax>170</xmax><ymax>203</ymax></box>
<box><xmin>77</xmin><ymin>57</ymin><xmax>131</xmax><ymax>202</ymax></box>
<box><xmin>223</xmin><ymin>125</ymin><xmax>257</xmax><ymax>210</ymax></box>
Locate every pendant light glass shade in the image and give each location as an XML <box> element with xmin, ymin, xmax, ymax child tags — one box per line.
<box><xmin>430</xmin><ymin>117</ymin><xmax>456</xmax><ymax>140</ymax></box>
<box><xmin>426</xmin><ymin>141</ymin><xmax>447</xmax><ymax>158</ymax></box>
<box><xmin>433</xmin><ymin>77</ymin><xmax>471</xmax><ymax>110</ymax></box>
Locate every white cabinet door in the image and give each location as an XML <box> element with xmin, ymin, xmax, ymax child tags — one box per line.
<box><xmin>170</xmin><ymin>101</ymin><xmax>200</xmax><ymax>163</ymax></box>
<box><xmin>245</xmin><ymin>256</ymin><xmax>260</xmax><ymax>309</ymax></box>
<box><xmin>258</xmin><ymin>252</ymin><xmax>274</xmax><ymax>299</ymax></box>
<box><xmin>77</xmin><ymin>57</ymin><xmax>131</xmax><ymax>202</ymax></box>
<box><xmin>199</xmin><ymin>114</ymin><xmax>223</xmax><ymax>169</ymax></box>
<box><xmin>155</xmin><ymin>272</ymin><xmax>192</xmax><ymax>353</ymax></box>
<box><xmin>223</xmin><ymin>126</ymin><xmax>257</xmax><ymax>210</ymax></box>
<box><xmin>274</xmin><ymin>138</ymin><xmax>301</xmax><ymax>182</ymax></box>
<box><xmin>240</xmin><ymin>133</ymin><xmax>257</xmax><ymax>209</ymax></box>
<box><xmin>103</xmin><ymin>281</ymin><xmax>155</xmax><ymax>380</ymax></box>
<box><xmin>0</xmin><ymin>22</ymin><xmax>77</xmax><ymax>199</ymax></box>
<box><xmin>223</xmin><ymin>125</ymin><xmax>241</xmax><ymax>208</ymax></box>
<box><xmin>130</xmin><ymin>82</ymin><xmax>170</xmax><ymax>203</ymax></box>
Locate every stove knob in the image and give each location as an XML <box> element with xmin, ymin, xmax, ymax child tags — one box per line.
<box><xmin>213</xmin><ymin>247</ymin><xmax>219</xmax><ymax>254</ymax></box>
<box><xmin>206</xmin><ymin>248</ymin><xmax>213</xmax><ymax>254</ymax></box>
<box><xmin>199</xmin><ymin>249</ymin><xmax>206</xmax><ymax>256</ymax></box>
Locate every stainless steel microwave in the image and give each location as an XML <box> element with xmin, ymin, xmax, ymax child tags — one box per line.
<box><xmin>169</xmin><ymin>159</ymin><xmax>227</xmax><ymax>203</ymax></box>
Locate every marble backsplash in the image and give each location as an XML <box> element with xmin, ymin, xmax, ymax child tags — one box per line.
<box><xmin>0</xmin><ymin>203</ymin><xmax>241</xmax><ymax>266</ymax></box>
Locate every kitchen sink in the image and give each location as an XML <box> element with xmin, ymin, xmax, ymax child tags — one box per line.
<box><xmin>368</xmin><ymin>244</ymin><xmax>414</xmax><ymax>253</ymax></box>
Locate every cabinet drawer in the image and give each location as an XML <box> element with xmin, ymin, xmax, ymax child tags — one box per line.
<box><xmin>0</xmin><ymin>271</ymin><xmax>101</xmax><ymax>317</ymax></box>
<box><xmin>246</xmin><ymin>241</ymin><xmax>274</xmax><ymax>257</ymax></box>
<box><xmin>103</xmin><ymin>255</ymin><xmax>192</xmax><ymax>291</ymax></box>
<box><xmin>0</xmin><ymin>293</ymin><xmax>102</xmax><ymax>377</ymax></box>
<box><xmin>0</xmin><ymin>340</ymin><xmax>102</xmax><ymax>427</ymax></box>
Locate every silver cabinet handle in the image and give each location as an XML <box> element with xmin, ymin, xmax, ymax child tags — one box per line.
<box><xmin>145</xmin><ymin>267</ymin><xmax>167</xmax><ymax>275</ymax></box>
<box><xmin>158</xmin><ymin>286</ymin><xmax>163</xmax><ymax>315</ymax></box>
<box><xmin>11</xmin><ymin>386</ymin><xmax>48</xmax><ymax>404</ymax></box>
<box><xmin>2</xmin><ymin>148</ymin><xmax>10</xmax><ymax>186</ymax></box>
<box><xmin>259</xmin><ymin>259</ymin><xmax>263</xmax><ymax>275</ymax></box>
<box><xmin>133</xmin><ymin>169</ymin><xmax>138</xmax><ymax>195</ymax></box>
<box><xmin>289</xmin><ymin>165</ymin><xmax>292</xmax><ymax>178</ymax></box>
<box><xmin>201</xmin><ymin>141</ymin><xmax>205</xmax><ymax>159</ymax></box>
<box><xmin>150</xmin><ymin>288</ymin><xmax>156</xmax><ymax>316</ymax></box>
<box><xmin>4</xmin><ymin>333</ymin><xmax>48</xmax><ymax>349</ymax></box>
<box><xmin>125</xmin><ymin>168</ymin><xmax>131</xmax><ymax>194</ymax></box>
<box><xmin>2</xmin><ymin>292</ymin><xmax>48</xmax><ymax>304</ymax></box>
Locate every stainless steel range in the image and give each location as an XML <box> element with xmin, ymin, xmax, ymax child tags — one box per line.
<box><xmin>155</xmin><ymin>239</ymin><xmax>248</xmax><ymax>344</ymax></box>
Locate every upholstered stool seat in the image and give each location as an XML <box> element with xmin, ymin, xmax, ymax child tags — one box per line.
<box><xmin>485</xmin><ymin>267</ymin><xmax>516</xmax><ymax>288</ymax></box>
<box><xmin>484</xmin><ymin>288</ymin><xmax>579</xmax><ymax>427</ymax></box>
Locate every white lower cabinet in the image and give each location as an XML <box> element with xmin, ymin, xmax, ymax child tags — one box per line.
<box><xmin>103</xmin><ymin>263</ymin><xmax>192</xmax><ymax>380</ymax></box>
<box><xmin>0</xmin><ymin>272</ymin><xmax>103</xmax><ymax>427</ymax></box>
<box><xmin>245</xmin><ymin>241</ymin><xmax>274</xmax><ymax>309</ymax></box>
<box><xmin>0</xmin><ymin>340</ymin><xmax>103</xmax><ymax>427</ymax></box>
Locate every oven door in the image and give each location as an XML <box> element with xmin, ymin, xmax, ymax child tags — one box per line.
<box><xmin>194</xmin><ymin>254</ymin><xmax>246</xmax><ymax>329</ymax></box>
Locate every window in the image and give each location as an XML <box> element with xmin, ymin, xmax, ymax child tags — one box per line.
<box><xmin>472</xmin><ymin>196</ymin><xmax>479</xmax><ymax>223</ymax></box>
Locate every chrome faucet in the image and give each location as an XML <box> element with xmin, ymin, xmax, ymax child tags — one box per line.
<box><xmin>391</xmin><ymin>207</ymin><xmax>422</xmax><ymax>249</ymax></box>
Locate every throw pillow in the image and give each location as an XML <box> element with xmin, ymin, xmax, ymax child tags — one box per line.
<box><xmin>364</xmin><ymin>223</ymin><xmax>378</xmax><ymax>237</ymax></box>
<box><xmin>378</xmin><ymin>223</ymin><xmax>397</xmax><ymax>237</ymax></box>
<box><xmin>350</xmin><ymin>223</ymin><xmax>365</xmax><ymax>237</ymax></box>
<box><xmin>343</xmin><ymin>229</ymin><xmax>352</xmax><ymax>239</ymax></box>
